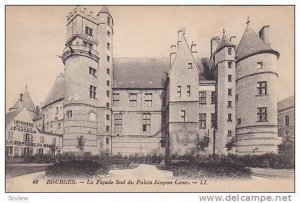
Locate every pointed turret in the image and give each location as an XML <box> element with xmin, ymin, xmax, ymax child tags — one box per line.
<box><xmin>215</xmin><ymin>30</ymin><xmax>235</xmax><ymax>54</ymax></box>
<box><xmin>9</xmin><ymin>88</ymin><xmax>36</xmax><ymax>114</ymax></box>
<box><xmin>99</xmin><ymin>5</ymin><xmax>112</xmax><ymax>17</ymax></box>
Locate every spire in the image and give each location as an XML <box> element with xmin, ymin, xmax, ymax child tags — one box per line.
<box><xmin>214</xmin><ymin>29</ymin><xmax>234</xmax><ymax>54</ymax></box>
<box><xmin>99</xmin><ymin>5</ymin><xmax>112</xmax><ymax>17</ymax></box>
<box><xmin>9</xmin><ymin>89</ymin><xmax>36</xmax><ymax>113</ymax></box>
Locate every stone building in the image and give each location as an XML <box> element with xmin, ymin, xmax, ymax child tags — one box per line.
<box><xmin>278</xmin><ymin>96</ymin><xmax>295</xmax><ymax>142</ymax></box>
<box><xmin>6</xmin><ymin>6</ymin><xmax>284</xmax><ymax>157</ymax></box>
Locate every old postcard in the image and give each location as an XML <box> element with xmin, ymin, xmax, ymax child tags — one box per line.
<box><xmin>5</xmin><ymin>5</ymin><xmax>295</xmax><ymax>192</ymax></box>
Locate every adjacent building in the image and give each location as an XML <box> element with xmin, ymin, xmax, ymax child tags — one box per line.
<box><xmin>278</xmin><ymin>96</ymin><xmax>295</xmax><ymax>142</ymax></box>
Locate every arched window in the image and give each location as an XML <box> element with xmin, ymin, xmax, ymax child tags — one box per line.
<box><xmin>89</xmin><ymin>112</ymin><xmax>96</xmax><ymax>121</ymax></box>
<box><xmin>285</xmin><ymin>115</ymin><xmax>289</xmax><ymax>126</ymax></box>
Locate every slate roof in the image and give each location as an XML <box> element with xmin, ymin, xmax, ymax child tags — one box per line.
<box><xmin>113</xmin><ymin>58</ymin><xmax>170</xmax><ymax>89</ymax></box>
<box><xmin>278</xmin><ymin>96</ymin><xmax>294</xmax><ymax>112</ymax></box>
<box><xmin>9</xmin><ymin>89</ymin><xmax>36</xmax><ymax>113</ymax></box>
<box><xmin>5</xmin><ymin>110</ymin><xmax>20</xmax><ymax>127</ymax></box>
<box><xmin>215</xmin><ymin>35</ymin><xmax>235</xmax><ymax>54</ymax></box>
<box><xmin>236</xmin><ymin>27</ymin><xmax>279</xmax><ymax>61</ymax></box>
<box><xmin>42</xmin><ymin>73</ymin><xmax>65</xmax><ymax>108</ymax></box>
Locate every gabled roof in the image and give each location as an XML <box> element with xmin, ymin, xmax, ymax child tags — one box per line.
<box><xmin>5</xmin><ymin>110</ymin><xmax>20</xmax><ymax>128</ymax></box>
<box><xmin>42</xmin><ymin>73</ymin><xmax>65</xmax><ymax>108</ymax></box>
<box><xmin>113</xmin><ymin>58</ymin><xmax>170</xmax><ymax>89</ymax></box>
<box><xmin>9</xmin><ymin>89</ymin><xmax>36</xmax><ymax>113</ymax></box>
<box><xmin>236</xmin><ymin>27</ymin><xmax>279</xmax><ymax>61</ymax></box>
<box><xmin>215</xmin><ymin>35</ymin><xmax>234</xmax><ymax>54</ymax></box>
<box><xmin>278</xmin><ymin>96</ymin><xmax>294</xmax><ymax>111</ymax></box>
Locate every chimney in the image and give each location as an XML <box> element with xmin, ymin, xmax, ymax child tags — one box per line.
<box><xmin>19</xmin><ymin>94</ymin><xmax>23</xmax><ymax>101</ymax></box>
<box><xmin>259</xmin><ymin>25</ymin><xmax>270</xmax><ymax>45</ymax></box>
<box><xmin>177</xmin><ymin>29</ymin><xmax>185</xmax><ymax>43</ymax></box>
<box><xmin>210</xmin><ymin>37</ymin><xmax>220</xmax><ymax>56</ymax></box>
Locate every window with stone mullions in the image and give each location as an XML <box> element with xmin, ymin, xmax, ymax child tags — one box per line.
<box><xmin>142</xmin><ymin>113</ymin><xmax>151</xmax><ymax>132</ymax></box>
<box><xmin>85</xmin><ymin>26</ymin><xmax>93</xmax><ymax>37</ymax></box>
<box><xmin>144</xmin><ymin>93</ymin><xmax>152</xmax><ymax>107</ymax></box>
<box><xmin>90</xmin><ymin>85</ymin><xmax>97</xmax><ymax>98</ymax></box>
<box><xmin>113</xmin><ymin>93</ymin><xmax>120</xmax><ymax>107</ymax></box>
<box><xmin>199</xmin><ymin>91</ymin><xmax>206</xmax><ymax>105</ymax></box>
<box><xmin>257</xmin><ymin>81</ymin><xmax>267</xmax><ymax>95</ymax></box>
<box><xmin>114</xmin><ymin>113</ymin><xmax>122</xmax><ymax>132</ymax></box>
<box><xmin>129</xmin><ymin>93</ymin><xmax>137</xmax><ymax>107</ymax></box>
<box><xmin>257</xmin><ymin>107</ymin><xmax>267</xmax><ymax>122</ymax></box>
<box><xmin>199</xmin><ymin>113</ymin><xmax>206</xmax><ymax>129</ymax></box>
<box><xmin>89</xmin><ymin>67</ymin><xmax>96</xmax><ymax>77</ymax></box>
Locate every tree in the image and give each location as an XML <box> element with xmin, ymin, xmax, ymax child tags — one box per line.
<box><xmin>198</xmin><ymin>135</ymin><xmax>210</xmax><ymax>154</ymax></box>
<box><xmin>226</xmin><ymin>137</ymin><xmax>236</xmax><ymax>153</ymax></box>
<box><xmin>77</xmin><ymin>136</ymin><xmax>85</xmax><ymax>155</ymax></box>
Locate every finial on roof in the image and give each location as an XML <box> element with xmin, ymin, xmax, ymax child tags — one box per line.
<box><xmin>222</xmin><ymin>29</ymin><xmax>225</xmax><ymax>36</ymax></box>
<box><xmin>246</xmin><ymin>16</ymin><xmax>251</xmax><ymax>27</ymax></box>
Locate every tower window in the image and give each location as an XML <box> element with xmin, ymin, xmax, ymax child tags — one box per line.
<box><xmin>114</xmin><ymin>113</ymin><xmax>123</xmax><ymax>132</ymax></box>
<box><xmin>257</xmin><ymin>62</ymin><xmax>263</xmax><ymax>69</ymax></box>
<box><xmin>90</xmin><ymin>85</ymin><xmax>97</xmax><ymax>99</ymax></box>
<box><xmin>106</xmin><ymin>138</ymin><xmax>110</xmax><ymax>145</ymax></box>
<box><xmin>106</xmin><ymin>126</ymin><xmax>110</xmax><ymax>133</ymax></box>
<box><xmin>85</xmin><ymin>26</ymin><xmax>93</xmax><ymax>37</ymax></box>
<box><xmin>107</xmin><ymin>55</ymin><xmax>110</xmax><ymax>62</ymax></box>
<box><xmin>89</xmin><ymin>67</ymin><xmax>97</xmax><ymax>77</ymax></box>
<box><xmin>107</xmin><ymin>68</ymin><xmax>110</xmax><ymax>75</ymax></box>
<box><xmin>228</xmin><ymin>48</ymin><xmax>232</xmax><ymax>55</ymax></box>
<box><xmin>177</xmin><ymin>86</ymin><xmax>181</xmax><ymax>97</ymax></box>
<box><xmin>199</xmin><ymin>91</ymin><xmax>206</xmax><ymax>105</ymax></box>
<box><xmin>237</xmin><ymin>118</ymin><xmax>242</xmax><ymax>125</ymax></box>
<box><xmin>257</xmin><ymin>107</ymin><xmax>267</xmax><ymax>122</ymax></box>
<box><xmin>211</xmin><ymin>91</ymin><xmax>216</xmax><ymax>104</ymax></box>
<box><xmin>180</xmin><ymin>110</ymin><xmax>186</xmax><ymax>122</ymax></box>
<box><xmin>228</xmin><ymin>74</ymin><xmax>232</xmax><ymax>82</ymax></box>
<box><xmin>67</xmin><ymin>110</ymin><xmax>72</xmax><ymax>119</ymax></box>
<box><xmin>129</xmin><ymin>93</ymin><xmax>137</xmax><ymax>107</ymax></box>
<box><xmin>107</xmin><ymin>16</ymin><xmax>111</xmax><ymax>24</ymax></box>
<box><xmin>228</xmin><ymin>101</ymin><xmax>232</xmax><ymax>107</ymax></box>
<box><xmin>199</xmin><ymin>113</ymin><xmax>206</xmax><ymax>129</ymax></box>
<box><xmin>142</xmin><ymin>113</ymin><xmax>151</xmax><ymax>133</ymax></box>
<box><xmin>56</xmin><ymin>107</ymin><xmax>59</xmax><ymax>115</ymax></box>
<box><xmin>235</xmin><ymin>94</ymin><xmax>238</xmax><ymax>102</ymax></box>
<box><xmin>107</xmin><ymin>80</ymin><xmax>110</xmax><ymax>87</ymax></box>
<box><xmin>228</xmin><ymin>130</ymin><xmax>232</xmax><ymax>137</ymax></box>
<box><xmin>107</xmin><ymin>42</ymin><xmax>110</xmax><ymax>50</ymax></box>
<box><xmin>144</xmin><ymin>93</ymin><xmax>152</xmax><ymax>107</ymax></box>
<box><xmin>211</xmin><ymin>113</ymin><xmax>216</xmax><ymax>128</ymax></box>
<box><xmin>285</xmin><ymin>115</ymin><xmax>289</xmax><ymax>126</ymax></box>
<box><xmin>228</xmin><ymin>88</ymin><xmax>232</xmax><ymax>96</ymax></box>
<box><xmin>257</xmin><ymin>81</ymin><xmax>267</xmax><ymax>95</ymax></box>
<box><xmin>228</xmin><ymin>61</ymin><xmax>232</xmax><ymax>69</ymax></box>
<box><xmin>107</xmin><ymin>30</ymin><xmax>111</xmax><ymax>37</ymax></box>
<box><xmin>106</xmin><ymin>114</ymin><xmax>110</xmax><ymax>120</ymax></box>
<box><xmin>187</xmin><ymin>85</ymin><xmax>191</xmax><ymax>97</ymax></box>
<box><xmin>113</xmin><ymin>93</ymin><xmax>120</xmax><ymax>107</ymax></box>
<box><xmin>188</xmin><ymin>63</ymin><xmax>193</xmax><ymax>69</ymax></box>
<box><xmin>227</xmin><ymin>113</ymin><xmax>232</xmax><ymax>122</ymax></box>
<box><xmin>107</xmin><ymin>90</ymin><xmax>110</xmax><ymax>97</ymax></box>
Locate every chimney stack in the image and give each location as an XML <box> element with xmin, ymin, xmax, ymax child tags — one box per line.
<box><xmin>19</xmin><ymin>94</ymin><xmax>23</xmax><ymax>101</ymax></box>
<box><xmin>177</xmin><ymin>29</ymin><xmax>185</xmax><ymax>43</ymax></box>
<box><xmin>259</xmin><ymin>25</ymin><xmax>271</xmax><ymax>45</ymax></box>
<box><xmin>210</xmin><ymin>36</ymin><xmax>220</xmax><ymax>56</ymax></box>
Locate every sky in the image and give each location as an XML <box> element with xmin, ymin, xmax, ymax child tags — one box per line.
<box><xmin>6</xmin><ymin>6</ymin><xmax>294</xmax><ymax>111</ymax></box>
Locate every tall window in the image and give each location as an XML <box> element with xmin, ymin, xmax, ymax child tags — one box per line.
<box><xmin>107</xmin><ymin>55</ymin><xmax>110</xmax><ymax>62</ymax></box>
<box><xmin>107</xmin><ymin>80</ymin><xmax>110</xmax><ymax>87</ymax></box>
<box><xmin>228</xmin><ymin>48</ymin><xmax>232</xmax><ymax>55</ymax></box>
<box><xmin>113</xmin><ymin>93</ymin><xmax>120</xmax><ymax>107</ymax></box>
<box><xmin>180</xmin><ymin>110</ymin><xmax>186</xmax><ymax>122</ymax></box>
<box><xmin>107</xmin><ymin>42</ymin><xmax>110</xmax><ymax>50</ymax></box>
<box><xmin>114</xmin><ymin>113</ymin><xmax>122</xmax><ymax>132</ymax></box>
<box><xmin>211</xmin><ymin>91</ymin><xmax>216</xmax><ymax>104</ymax></box>
<box><xmin>106</xmin><ymin>126</ymin><xmax>110</xmax><ymax>132</ymax></box>
<box><xmin>85</xmin><ymin>26</ymin><xmax>93</xmax><ymax>36</ymax></box>
<box><xmin>107</xmin><ymin>68</ymin><xmax>110</xmax><ymax>75</ymax></box>
<box><xmin>199</xmin><ymin>113</ymin><xmax>206</xmax><ymax>129</ymax></box>
<box><xmin>228</xmin><ymin>61</ymin><xmax>232</xmax><ymax>69</ymax></box>
<box><xmin>228</xmin><ymin>74</ymin><xmax>232</xmax><ymax>82</ymax></box>
<box><xmin>129</xmin><ymin>93</ymin><xmax>137</xmax><ymax>107</ymax></box>
<box><xmin>257</xmin><ymin>107</ymin><xmax>267</xmax><ymax>122</ymax></box>
<box><xmin>257</xmin><ymin>62</ymin><xmax>263</xmax><ymax>69</ymax></box>
<box><xmin>228</xmin><ymin>101</ymin><xmax>232</xmax><ymax>107</ymax></box>
<box><xmin>177</xmin><ymin>86</ymin><xmax>181</xmax><ymax>97</ymax></box>
<box><xmin>56</xmin><ymin>107</ymin><xmax>59</xmax><ymax>115</ymax></box>
<box><xmin>257</xmin><ymin>81</ymin><xmax>267</xmax><ymax>95</ymax></box>
<box><xmin>106</xmin><ymin>138</ymin><xmax>110</xmax><ymax>145</ymax></box>
<box><xmin>228</xmin><ymin>88</ymin><xmax>232</xmax><ymax>96</ymax></box>
<box><xmin>187</xmin><ymin>85</ymin><xmax>191</xmax><ymax>97</ymax></box>
<box><xmin>144</xmin><ymin>93</ymin><xmax>152</xmax><ymax>107</ymax></box>
<box><xmin>142</xmin><ymin>113</ymin><xmax>151</xmax><ymax>132</ymax></box>
<box><xmin>89</xmin><ymin>67</ymin><xmax>96</xmax><ymax>77</ymax></box>
<box><xmin>285</xmin><ymin>115</ymin><xmax>290</xmax><ymax>126</ymax></box>
<box><xmin>67</xmin><ymin>110</ymin><xmax>72</xmax><ymax>119</ymax></box>
<box><xmin>107</xmin><ymin>90</ymin><xmax>110</xmax><ymax>97</ymax></box>
<box><xmin>227</xmin><ymin>113</ymin><xmax>232</xmax><ymax>122</ymax></box>
<box><xmin>199</xmin><ymin>91</ymin><xmax>206</xmax><ymax>105</ymax></box>
<box><xmin>90</xmin><ymin>85</ymin><xmax>97</xmax><ymax>98</ymax></box>
<box><xmin>211</xmin><ymin>113</ymin><xmax>216</xmax><ymax>128</ymax></box>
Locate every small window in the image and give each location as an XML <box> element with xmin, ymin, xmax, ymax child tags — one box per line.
<box><xmin>228</xmin><ymin>130</ymin><xmax>232</xmax><ymax>137</ymax></box>
<box><xmin>199</xmin><ymin>113</ymin><xmax>206</xmax><ymax>129</ymax></box>
<box><xmin>187</xmin><ymin>85</ymin><xmax>191</xmax><ymax>97</ymax></box>
<box><xmin>228</xmin><ymin>101</ymin><xmax>232</xmax><ymax>107</ymax></box>
<box><xmin>228</xmin><ymin>88</ymin><xmax>232</xmax><ymax>96</ymax></box>
<box><xmin>177</xmin><ymin>86</ymin><xmax>181</xmax><ymax>97</ymax></box>
<box><xmin>227</xmin><ymin>113</ymin><xmax>232</xmax><ymax>122</ymax></box>
<box><xmin>85</xmin><ymin>26</ymin><xmax>93</xmax><ymax>37</ymax></box>
<box><xmin>228</xmin><ymin>61</ymin><xmax>232</xmax><ymax>69</ymax></box>
<box><xmin>285</xmin><ymin>115</ymin><xmax>289</xmax><ymax>126</ymax></box>
<box><xmin>106</xmin><ymin>102</ymin><xmax>110</xmax><ymax>107</ymax></box>
<box><xmin>107</xmin><ymin>80</ymin><xmax>110</xmax><ymax>87</ymax></box>
<box><xmin>107</xmin><ymin>55</ymin><xmax>110</xmax><ymax>62</ymax></box>
<box><xmin>107</xmin><ymin>90</ymin><xmax>110</xmax><ymax>97</ymax></box>
<box><xmin>106</xmin><ymin>114</ymin><xmax>110</xmax><ymax>120</ymax></box>
<box><xmin>257</xmin><ymin>107</ymin><xmax>267</xmax><ymax>122</ymax></box>
<box><xmin>228</xmin><ymin>75</ymin><xmax>232</xmax><ymax>82</ymax></box>
<box><xmin>106</xmin><ymin>126</ymin><xmax>110</xmax><ymax>132</ymax></box>
<box><xmin>235</xmin><ymin>94</ymin><xmax>238</xmax><ymax>102</ymax></box>
<box><xmin>228</xmin><ymin>48</ymin><xmax>232</xmax><ymax>55</ymax></box>
<box><xmin>107</xmin><ymin>31</ymin><xmax>111</xmax><ymax>36</ymax></box>
<box><xmin>89</xmin><ymin>67</ymin><xmax>97</xmax><ymax>77</ymax></box>
<box><xmin>67</xmin><ymin>110</ymin><xmax>73</xmax><ymax>119</ymax></box>
<box><xmin>106</xmin><ymin>138</ymin><xmax>110</xmax><ymax>145</ymax></box>
<box><xmin>188</xmin><ymin>63</ymin><xmax>193</xmax><ymax>69</ymax></box>
<box><xmin>257</xmin><ymin>62</ymin><xmax>263</xmax><ymax>69</ymax></box>
<box><xmin>129</xmin><ymin>93</ymin><xmax>137</xmax><ymax>107</ymax></box>
<box><xmin>199</xmin><ymin>91</ymin><xmax>206</xmax><ymax>105</ymax></box>
<box><xmin>107</xmin><ymin>42</ymin><xmax>110</xmax><ymax>50</ymax></box>
<box><xmin>83</xmin><ymin>41</ymin><xmax>93</xmax><ymax>49</ymax></box>
<box><xmin>107</xmin><ymin>16</ymin><xmax>111</xmax><ymax>24</ymax></box>
<box><xmin>180</xmin><ymin>110</ymin><xmax>186</xmax><ymax>122</ymax></box>
<box><xmin>237</xmin><ymin>118</ymin><xmax>242</xmax><ymax>125</ymax></box>
<box><xmin>90</xmin><ymin>85</ymin><xmax>97</xmax><ymax>99</ymax></box>
<box><xmin>56</xmin><ymin>107</ymin><xmax>59</xmax><ymax>115</ymax></box>
<box><xmin>107</xmin><ymin>68</ymin><xmax>110</xmax><ymax>75</ymax></box>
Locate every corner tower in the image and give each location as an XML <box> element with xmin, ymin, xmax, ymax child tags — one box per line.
<box><xmin>62</xmin><ymin>6</ymin><xmax>100</xmax><ymax>154</ymax></box>
<box><xmin>213</xmin><ymin>30</ymin><xmax>236</xmax><ymax>154</ymax></box>
<box><xmin>235</xmin><ymin>20</ymin><xmax>281</xmax><ymax>154</ymax></box>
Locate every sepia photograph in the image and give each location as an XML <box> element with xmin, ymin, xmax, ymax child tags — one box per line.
<box><xmin>5</xmin><ymin>5</ymin><xmax>295</xmax><ymax>193</ymax></box>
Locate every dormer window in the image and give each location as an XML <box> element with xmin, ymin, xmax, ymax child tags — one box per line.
<box><xmin>85</xmin><ymin>26</ymin><xmax>93</xmax><ymax>37</ymax></box>
<box><xmin>228</xmin><ymin>47</ymin><xmax>232</xmax><ymax>55</ymax></box>
<box><xmin>188</xmin><ymin>63</ymin><xmax>192</xmax><ymax>69</ymax></box>
<box><xmin>257</xmin><ymin>62</ymin><xmax>263</xmax><ymax>69</ymax></box>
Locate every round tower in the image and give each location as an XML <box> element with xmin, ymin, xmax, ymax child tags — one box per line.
<box><xmin>235</xmin><ymin>22</ymin><xmax>281</xmax><ymax>155</ymax></box>
<box><xmin>62</xmin><ymin>6</ymin><xmax>100</xmax><ymax>154</ymax></box>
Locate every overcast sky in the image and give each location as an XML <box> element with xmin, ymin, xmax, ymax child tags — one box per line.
<box><xmin>6</xmin><ymin>6</ymin><xmax>294</xmax><ymax>110</ymax></box>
